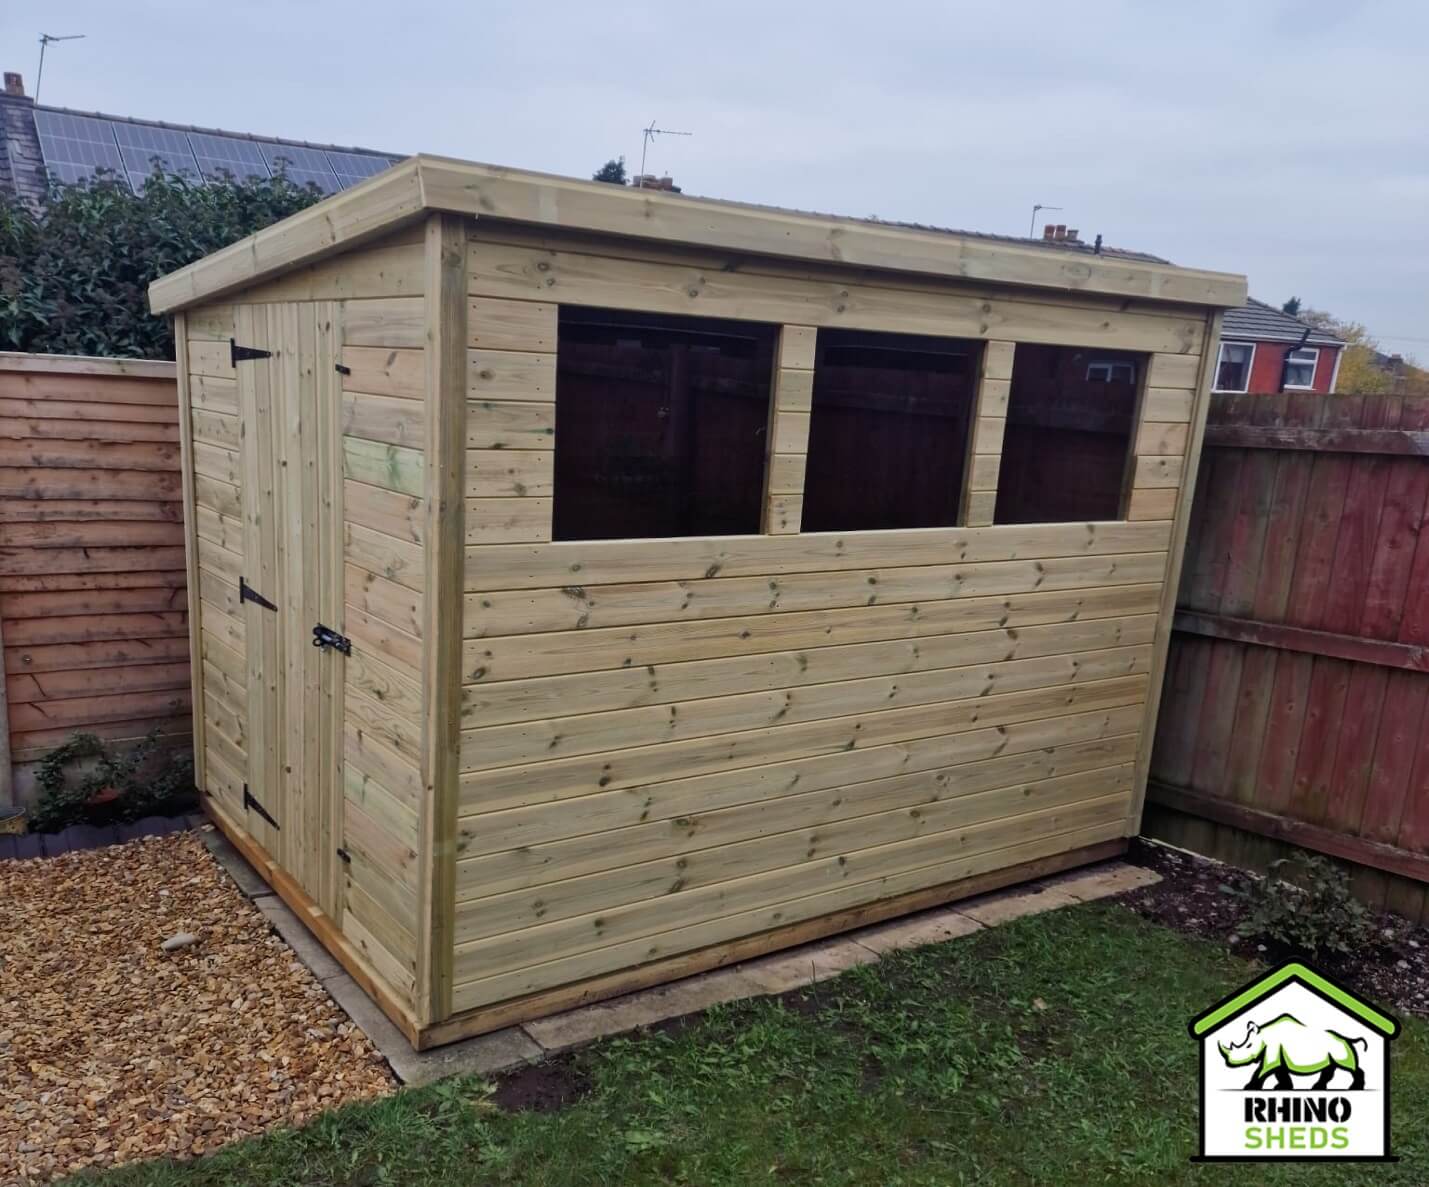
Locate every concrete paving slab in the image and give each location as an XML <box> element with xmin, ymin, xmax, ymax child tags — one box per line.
<box><xmin>197</xmin><ymin>826</ymin><xmax>272</xmax><ymax>899</ymax></box>
<box><xmin>738</xmin><ymin>937</ymin><xmax>881</xmax><ymax>995</ymax></box>
<box><xmin>1048</xmin><ymin>862</ymin><xmax>1162</xmax><ymax>901</ymax></box>
<box><xmin>522</xmin><ymin>966</ymin><xmax>765</xmax><ymax>1053</ymax></box>
<box><xmin>853</xmin><ymin>907</ymin><xmax>983</xmax><ymax>954</ymax></box>
<box><xmin>254</xmin><ymin>896</ymin><xmax>343</xmax><ymax>981</ymax></box>
<box><xmin>955</xmin><ymin>882</ymin><xmax>1081</xmax><ymax>927</ymax></box>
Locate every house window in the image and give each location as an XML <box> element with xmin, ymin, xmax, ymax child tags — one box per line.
<box><xmin>1086</xmin><ymin>359</ymin><xmax>1136</xmax><ymax>384</ymax></box>
<box><xmin>1284</xmin><ymin>346</ymin><xmax>1319</xmax><ymax>389</ymax></box>
<box><xmin>994</xmin><ymin>344</ymin><xmax>1142</xmax><ymax>524</ymax></box>
<box><xmin>801</xmin><ymin>330</ymin><xmax>978</xmax><ymax>532</ymax></box>
<box><xmin>1214</xmin><ymin>342</ymin><xmax>1255</xmax><ymax>393</ymax></box>
<box><xmin>552</xmin><ymin>308</ymin><xmax>777</xmax><ymax>541</ymax></box>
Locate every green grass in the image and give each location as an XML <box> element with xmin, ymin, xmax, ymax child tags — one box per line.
<box><xmin>74</xmin><ymin>904</ymin><xmax>1429</xmax><ymax>1186</ymax></box>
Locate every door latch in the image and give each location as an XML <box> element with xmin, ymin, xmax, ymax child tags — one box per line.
<box><xmin>312</xmin><ymin>624</ymin><xmax>351</xmax><ymax>655</ymax></box>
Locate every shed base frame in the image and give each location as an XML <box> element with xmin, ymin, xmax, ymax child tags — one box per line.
<box><xmin>206</xmin><ymin>796</ymin><xmax>1123</xmax><ymax>1050</ymax></box>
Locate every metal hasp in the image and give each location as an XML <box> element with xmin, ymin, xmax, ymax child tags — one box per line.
<box><xmin>242</xmin><ymin>784</ymin><xmax>280</xmax><ymax>829</ymax></box>
<box><xmin>238</xmin><ymin>575</ymin><xmax>278</xmax><ymax>611</ymax></box>
<box><xmin>230</xmin><ymin>338</ymin><xmax>273</xmax><ymax>365</ymax></box>
<box><xmin>312</xmin><ymin>623</ymin><xmax>352</xmax><ymax>655</ymax></box>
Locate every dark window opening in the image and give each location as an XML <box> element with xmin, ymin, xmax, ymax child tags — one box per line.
<box><xmin>553</xmin><ymin>308</ymin><xmax>777</xmax><ymax>540</ymax></box>
<box><xmin>994</xmin><ymin>344</ymin><xmax>1142</xmax><ymax>524</ymax></box>
<box><xmin>801</xmin><ymin>330</ymin><xmax>978</xmax><ymax>532</ymax></box>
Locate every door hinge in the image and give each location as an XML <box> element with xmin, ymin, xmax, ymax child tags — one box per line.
<box><xmin>312</xmin><ymin>623</ymin><xmax>352</xmax><ymax>655</ymax></box>
<box><xmin>334</xmin><ymin>363</ymin><xmax>351</xmax><ymax>375</ymax></box>
<box><xmin>230</xmin><ymin>338</ymin><xmax>273</xmax><ymax>365</ymax></box>
<box><xmin>336</xmin><ymin>846</ymin><xmax>352</xmax><ymax>864</ymax></box>
<box><xmin>242</xmin><ymin>783</ymin><xmax>280</xmax><ymax>829</ymax></box>
<box><xmin>239</xmin><ymin>575</ymin><xmax>278</xmax><ymax>612</ymax></box>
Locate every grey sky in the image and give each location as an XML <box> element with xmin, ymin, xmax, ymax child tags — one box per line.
<box><xmin>7</xmin><ymin>1</ymin><xmax>1427</xmax><ymax>354</ymax></box>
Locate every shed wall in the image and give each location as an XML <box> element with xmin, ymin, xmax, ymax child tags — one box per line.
<box><xmin>179</xmin><ymin>226</ymin><xmax>430</xmax><ymax>1025</ymax></box>
<box><xmin>451</xmin><ymin>226</ymin><xmax>1211</xmax><ymax>1017</ymax></box>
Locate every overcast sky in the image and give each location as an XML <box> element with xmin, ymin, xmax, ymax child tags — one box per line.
<box><xmin>7</xmin><ymin>1</ymin><xmax>1427</xmax><ymax>354</ymax></box>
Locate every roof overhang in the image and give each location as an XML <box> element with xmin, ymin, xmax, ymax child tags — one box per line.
<box><xmin>149</xmin><ymin>155</ymin><xmax>1249</xmax><ymax>316</ymax></box>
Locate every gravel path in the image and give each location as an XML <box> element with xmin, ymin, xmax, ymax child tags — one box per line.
<box><xmin>0</xmin><ymin>831</ymin><xmax>395</xmax><ymax>1182</ymax></box>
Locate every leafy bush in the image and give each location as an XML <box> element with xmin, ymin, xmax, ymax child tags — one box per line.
<box><xmin>1237</xmin><ymin>853</ymin><xmax>1372</xmax><ymax>958</ymax></box>
<box><xmin>0</xmin><ymin>169</ymin><xmax>324</xmax><ymax>360</ymax></box>
<box><xmin>27</xmin><ymin>729</ymin><xmax>197</xmax><ymax>833</ymax></box>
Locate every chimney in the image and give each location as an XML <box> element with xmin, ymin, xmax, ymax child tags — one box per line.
<box><xmin>633</xmin><ymin>174</ymin><xmax>681</xmax><ymax>193</ymax></box>
<box><xmin>3</xmin><ymin>72</ymin><xmax>24</xmax><ymax>97</ymax></box>
<box><xmin>1065</xmin><ymin>228</ymin><xmax>1079</xmax><ymax>243</ymax></box>
<box><xmin>1042</xmin><ymin>224</ymin><xmax>1056</xmax><ymax>241</ymax></box>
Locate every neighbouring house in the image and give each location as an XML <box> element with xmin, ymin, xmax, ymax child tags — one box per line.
<box><xmin>0</xmin><ymin>70</ymin><xmax>397</xmax><ymax>205</ymax></box>
<box><xmin>1214</xmin><ymin>298</ymin><xmax>1346</xmax><ymax>395</ymax></box>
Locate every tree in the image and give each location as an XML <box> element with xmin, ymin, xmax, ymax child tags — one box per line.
<box><xmin>0</xmin><ymin>168</ymin><xmax>324</xmax><ymax>360</ymax></box>
<box><xmin>1281</xmin><ymin>296</ymin><xmax>1302</xmax><ymax>316</ymax></box>
<box><xmin>592</xmin><ymin>157</ymin><xmax>627</xmax><ymax>185</ymax></box>
<box><xmin>1297</xmin><ymin>306</ymin><xmax>1429</xmax><ymax>395</ymax></box>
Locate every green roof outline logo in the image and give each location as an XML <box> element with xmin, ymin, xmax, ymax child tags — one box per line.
<box><xmin>1189</xmin><ymin>960</ymin><xmax>1400</xmax><ymax>1041</ymax></box>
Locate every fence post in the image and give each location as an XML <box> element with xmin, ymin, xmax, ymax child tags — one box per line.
<box><xmin>0</xmin><ymin>605</ymin><xmax>12</xmax><ymax>803</ymax></box>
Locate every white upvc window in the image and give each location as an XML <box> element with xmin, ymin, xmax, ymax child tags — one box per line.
<box><xmin>1284</xmin><ymin>346</ymin><xmax>1319</xmax><ymax>390</ymax></box>
<box><xmin>1085</xmin><ymin>359</ymin><xmax>1137</xmax><ymax>383</ymax></box>
<box><xmin>1214</xmin><ymin>342</ymin><xmax>1255</xmax><ymax>393</ymax></box>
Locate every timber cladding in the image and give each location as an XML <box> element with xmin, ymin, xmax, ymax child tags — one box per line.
<box><xmin>150</xmin><ymin>157</ymin><xmax>1245</xmax><ymax>1047</ymax></box>
<box><xmin>0</xmin><ymin>352</ymin><xmax>188</xmax><ymax>804</ymax></box>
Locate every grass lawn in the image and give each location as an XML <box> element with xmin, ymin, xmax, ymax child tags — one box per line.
<box><xmin>74</xmin><ymin>902</ymin><xmax>1428</xmax><ymax>1186</ymax></box>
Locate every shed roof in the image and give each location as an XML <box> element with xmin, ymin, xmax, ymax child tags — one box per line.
<box><xmin>1222</xmin><ymin>298</ymin><xmax>1346</xmax><ymax>347</ymax></box>
<box><xmin>149</xmin><ymin>156</ymin><xmax>1248</xmax><ymax>316</ymax></box>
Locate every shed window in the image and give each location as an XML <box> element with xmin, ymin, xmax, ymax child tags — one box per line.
<box><xmin>1214</xmin><ymin>342</ymin><xmax>1254</xmax><ymax>393</ymax></box>
<box><xmin>1283</xmin><ymin>346</ymin><xmax>1318</xmax><ymax>389</ymax></box>
<box><xmin>994</xmin><ymin>344</ymin><xmax>1142</xmax><ymax>524</ymax></box>
<box><xmin>552</xmin><ymin>308</ymin><xmax>777</xmax><ymax>541</ymax></box>
<box><xmin>801</xmin><ymin>330</ymin><xmax>977</xmax><ymax>532</ymax></box>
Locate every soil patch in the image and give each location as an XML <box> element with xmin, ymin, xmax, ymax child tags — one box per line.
<box><xmin>491</xmin><ymin>1060</ymin><xmax>591</xmax><ymax>1113</ymax></box>
<box><xmin>1122</xmin><ymin>837</ymin><xmax>1429</xmax><ymax>1019</ymax></box>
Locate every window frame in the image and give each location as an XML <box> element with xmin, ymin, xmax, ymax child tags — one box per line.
<box><xmin>1283</xmin><ymin>346</ymin><xmax>1320</xmax><ymax>390</ymax></box>
<box><xmin>1213</xmin><ymin>341</ymin><xmax>1256</xmax><ymax>394</ymax></box>
<box><xmin>1086</xmin><ymin>359</ymin><xmax>1137</xmax><ymax>384</ymax></box>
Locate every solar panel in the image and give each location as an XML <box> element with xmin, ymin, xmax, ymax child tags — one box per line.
<box><xmin>110</xmin><ymin>122</ymin><xmax>202</xmax><ymax>190</ymax></box>
<box><xmin>326</xmin><ymin>151</ymin><xmax>399</xmax><ymax>189</ymax></box>
<box><xmin>33</xmin><ymin>110</ymin><xmax>125</xmax><ymax>187</ymax></box>
<box><xmin>187</xmin><ymin>132</ymin><xmax>272</xmax><ymax>182</ymax></box>
<box><xmin>259</xmin><ymin>142</ymin><xmax>340</xmax><ymax>193</ymax></box>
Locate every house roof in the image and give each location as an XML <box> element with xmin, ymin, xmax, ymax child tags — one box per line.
<box><xmin>150</xmin><ymin>155</ymin><xmax>1248</xmax><ymax>316</ymax></box>
<box><xmin>1188</xmin><ymin>960</ymin><xmax>1399</xmax><ymax>1039</ymax></box>
<box><xmin>1223</xmin><ymin>298</ymin><xmax>1346</xmax><ymax>348</ymax></box>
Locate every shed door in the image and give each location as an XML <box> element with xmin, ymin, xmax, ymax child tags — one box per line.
<box><xmin>235</xmin><ymin>302</ymin><xmax>346</xmax><ymax>921</ymax></box>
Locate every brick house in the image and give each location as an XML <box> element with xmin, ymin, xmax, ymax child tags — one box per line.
<box><xmin>1214</xmin><ymin>299</ymin><xmax>1346</xmax><ymax>395</ymax></box>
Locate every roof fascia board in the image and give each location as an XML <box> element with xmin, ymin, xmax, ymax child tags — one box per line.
<box><xmin>414</xmin><ymin>157</ymin><xmax>1247</xmax><ymax>309</ymax></box>
<box><xmin>148</xmin><ymin>158</ymin><xmax>425</xmax><ymax>314</ymax></box>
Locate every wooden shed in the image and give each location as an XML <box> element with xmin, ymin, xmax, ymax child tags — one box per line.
<box><xmin>149</xmin><ymin>157</ymin><xmax>1246</xmax><ymax>1048</ymax></box>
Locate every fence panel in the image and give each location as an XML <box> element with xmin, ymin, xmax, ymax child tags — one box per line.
<box><xmin>0</xmin><ymin>352</ymin><xmax>189</xmax><ymax>804</ymax></box>
<box><xmin>1147</xmin><ymin>391</ymin><xmax>1429</xmax><ymax>920</ymax></box>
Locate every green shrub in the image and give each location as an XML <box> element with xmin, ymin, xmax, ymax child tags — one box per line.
<box><xmin>27</xmin><ymin>729</ymin><xmax>196</xmax><ymax>833</ymax></box>
<box><xmin>1237</xmin><ymin>853</ymin><xmax>1373</xmax><ymax>958</ymax></box>
<box><xmin>0</xmin><ymin>168</ymin><xmax>323</xmax><ymax>360</ymax></box>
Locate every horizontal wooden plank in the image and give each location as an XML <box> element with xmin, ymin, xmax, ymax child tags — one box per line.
<box><xmin>451</xmin><ymin>803</ymin><xmax>1128</xmax><ymax>1004</ymax></box>
<box><xmin>347</xmin><ymin>724</ymin><xmax>423</xmax><ymax>814</ymax></box>
<box><xmin>346</xmin><ymin>563</ymin><xmax>423</xmax><ymax>638</ymax></box>
<box><xmin>185</xmin><ymin>305</ymin><xmax>235</xmax><ymax>342</ymax></box>
<box><xmin>188</xmin><ymin>374</ymin><xmax>238</xmax><ymax>415</ymax></box>
<box><xmin>345</xmin><ymin>603</ymin><xmax>423</xmax><ymax>674</ymax></box>
<box><xmin>457</xmin><ymin>728</ymin><xmax>1139</xmax><ymax>893</ymax></box>
<box><xmin>1173</xmin><ymin>610</ymin><xmax>1429</xmax><ymax>674</ymax></box>
<box><xmin>1133</xmin><ymin>455</ymin><xmax>1185</xmax><ymax>489</ymax></box>
<box><xmin>465</xmin><ymin>497</ymin><xmax>553</xmax><ymax>544</ymax></box>
<box><xmin>12</xmin><ymin>716</ymin><xmax>190</xmax><ymax>760</ymax></box>
<box><xmin>467</xmin><ymin>349</ymin><xmax>556</xmax><ymax>403</ymax></box>
<box><xmin>459</xmin><ymin>701</ymin><xmax>1143</xmax><ymax>848</ymax></box>
<box><xmin>341</xmin><ymin>346</ymin><xmax>425</xmax><ymax>400</ymax></box>
<box><xmin>7</xmin><ymin>660</ymin><xmax>190</xmax><ymax>704</ymax></box>
<box><xmin>467</xmin><ymin>239</ymin><xmax>1210</xmax><ymax>354</ymax></box>
<box><xmin>193</xmin><ymin>442</ymin><xmax>241</xmax><ymax>486</ymax></box>
<box><xmin>0</xmin><ymin>569</ymin><xmax>187</xmax><ymax>594</ymax></box>
<box><xmin>0</xmin><ymin>519</ymin><xmax>184</xmax><ymax>549</ymax></box>
<box><xmin>465</xmin><ymin>400</ymin><xmax>555</xmax><ymax>450</ymax></box>
<box><xmin>5</xmin><ymin>635</ymin><xmax>191</xmax><ymax>674</ymax></box>
<box><xmin>0</xmin><ymin>545</ymin><xmax>187</xmax><ymax>575</ymax></box>
<box><xmin>1148</xmin><ymin>781</ymin><xmax>1429</xmax><ymax>884</ymax></box>
<box><xmin>463</xmin><ymin>582</ymin><xmax>1162</xmax><ymax>683</ymax></box>
<box><xmin>461</xmin><ymin>643</ymin><xmax>1150</xmax><ymax>771</ymax></box>
<box><xmin>190</xmin><ymin>409</ymin><xmax>240</xmax><ymax>451</ymax></box>
<box><xmin>341</xmin><ymin>297</ymin><xmax>425</xmax><ymax>349</ymax></box>
<box><xmin>0</xmin><ymin>415</ymin><xmax>179</xmax><ymax>444</ymax></box>
<box><xmin>1140</xmin><ymin>388</ymin><xmax>1195</xmax><ymax>423</ymax></box>
<box><xmin>346</xmin><ymin>683</ymin><xmax>423</xmax><ymax>765</ymax></box>
<box><xmin>772</xmin><ymin>411</ymin><xmax>810</xmax><ymax>455</ymax></box>
<box><xmin>0</xmin><ymin>352</ymin><xmax>175</xmax><ymax>381</ymax></box>
<box><xmin>0</xmin><ymin>584</ymin><xmax>184</xmax><ymax>619</ymax></box>
<box><xmin>468</xmin><ymin>297</ymin><xmax>557</xmax><ymax>353</ymax></box>
<box><xmin>2</xmin><ymin>610</ymin><xmax>188</xmax><ymax>647</ymax></box>
<box><xmin>465</xmin><ymin>520</ymin><xmax>1173</xmax><ymax>591</ymax></box>
<box><xmin>342</xmin><ymin>390</ymin><xmax>426</xmax><ymax>449</ymax></box>
<box><xmin>765</xmin><ymin>453</ymin><xmax>806</xmax><ymax>497</ymax></box>
<box><xmin>465</xmin><ymin>449</ymin><xmax>553</xmax><ymax>498</ymax></box>
<box><xmin>454</xmin><ymin>763</ymin><xmax>1134</xmax><ymax>942</ymax></box>
<box><xmin>193</xmin><ymin>474</ymin><xmax>241</xmax><ymax>518</ymax></box>
<box><xmin>345</xmin><ymin>479</ymin><xmax>424</xmax><ymax>544</ymax></box>
<box><xmin>346</xmin><ymin>520</ymin><xmax>425</xmax><ymax>593</ymax></box>
<box><xmin>463</xmin><ymin>613</ymin><xmax>1157</xmax><ymax>727</ymax></box>
<box><xmin>343</xmin><ymin>436</ymin><xmax>425</xmax><ymax>497</ymax></box>
<box><xmin>778</xmin><ymin>326</ymin><xmax>817</xmax><ymax>372</ymax></box>
<box><xmin>0</xmin><ymin>467</ymin><xmax>182</xmax><ymax>501</ymax></box>
<box><xmin>459</xmin><ymin>673</ymin><xmax>1148</xmax><ymax>811</ymax></box>
<box><xmin>1202</xmin><ymin>424</ymin><xmax>1429</xmax><ymax>456</ymax></box>
<box><xmin>1147</xmin><ymin>353</ymin><xmax>1201</xmax><ymax>389</ymax></box>
<box><xmin>1127</xmin><ymin>487</ymin><xmax>1177</xmax><ymax>521</ymax></box>
<box><xmin>195</xmin><ymin>504</ymin><xmax>244</xmax><ymax>553</ymax></box>
<box><xmin>0</xmin><ymin>498</ymin><xmax>181</xmax><ymax>524</ymax></box>
<box><xmin>187</xmin><ymin>339</ymin><xmax>235</xmax><ymax>380</ymax></box>
<box><xmin>1133</xmin><ymin>420</ymin><xmax>1190</xmax><ymax>457</ymax></box>
<box><xmin>0</xmin><ymin>371</ymin><xmax>175</xmax><ymax>406</ymax></box>
<box><xmin>9</xmin><ymin>687</ymin><xmax>190</xmax><ymax>731</ymax></box>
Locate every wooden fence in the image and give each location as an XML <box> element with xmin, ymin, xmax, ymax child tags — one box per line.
<box><xmin>0</xmin><ymin>353</ymin><xmax>189</xmax><ymax>805</ymax></box>
<box><xmin>1146</xmin><ymin>391</ymin><xmax>1429</xmax><ymax>922</ymax></box>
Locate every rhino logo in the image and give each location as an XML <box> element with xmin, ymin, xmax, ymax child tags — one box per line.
<box><xmin>1218</xmin><ymin>1013</ymin><xmax>1367</xmax><ymax>1091</ymax></box>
